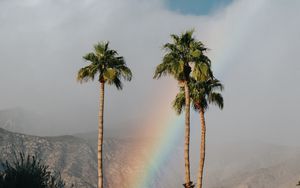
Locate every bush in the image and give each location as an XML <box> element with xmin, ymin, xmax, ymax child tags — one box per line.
<box><xmin>0</xmin><ymin>152</ymin><xmax>65</xmax><ymax>188</ymax></box>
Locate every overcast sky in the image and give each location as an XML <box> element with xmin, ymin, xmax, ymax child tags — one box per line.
<box><xmin>0</xmin><ymin>0</ymin><xmax>299</xmax><ymax>146</ymax></box>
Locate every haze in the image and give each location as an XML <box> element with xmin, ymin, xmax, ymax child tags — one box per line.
<box><xmin>0</xmin><ymin>0</ymin><xmax>299</xmax><ymax>147</ymax></box>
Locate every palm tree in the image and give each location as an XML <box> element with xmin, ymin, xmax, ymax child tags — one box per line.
<box><xmin>173</xmin><ymin>78</ymin><xmax>224</xmax><ymax>188</ymax></box>
<box><xmin>154</xmin><ymin>30</ymin><xmax>211</xmax><ymax>188</ymax></box>
<box><xmin>77</xmin><ymin>42</ymin><xmax>132</xmax><ymax>188</ymax></box>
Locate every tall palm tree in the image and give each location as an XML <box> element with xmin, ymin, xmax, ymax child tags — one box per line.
<box><xmin>173</xmin><ymin>78</ymin><xmax>224</xmax><ymax>188</ymax></box>
<box><xmin>77</xmin><ymin>42</ymin><xmax>132</xmax><ymax>188</ymax></box>
<box><xmin>154</xmin><ymin>30</ymin><xmax>211</xmax><ymax>188</ymax></box>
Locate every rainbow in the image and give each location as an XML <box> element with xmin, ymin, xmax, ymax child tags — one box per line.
<box><xmin>129</xmin><ymin>114</ymin><xmax>184</xmax><ymax>188</ymax></box>
<box><xmin>126</xmin><ymin>1</ymin><xmax>267</xmax><ymax>186</ymax></box>
<box><xmin>123</xmin><ymin>83</ymin><xmax>185</xmax><ymax>188</ymax></box>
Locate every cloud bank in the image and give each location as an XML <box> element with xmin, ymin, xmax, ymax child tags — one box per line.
<box><xmin>0</xmin><ymin>0</ymin><xmax>299</xmax><ymax>146</ymax></box>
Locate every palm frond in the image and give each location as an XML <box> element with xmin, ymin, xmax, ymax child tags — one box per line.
<box><xmin>172</xmin><ymin>90</ymin><xmax>185</xmax><ymax>114</ymax></box>
<box><xmin>154</xmin><ymin>29</ymin><xmax>213</xmax><ymax>86</ymax></box>
<box><xmin>83</xmin><ymin>52</ymin><xmax>98</xmax><ymax>62</ymax></box>
<box><xmin>77</xmin><ymin>41</ymin><xmax>132</xmax><ymax>89</ymax></box>
<box><xmin>113</xmin><ymin>76</ymin><xmax>123</xmax><ymax>90</ymax></box>
<box><xmin>192</xmin><ymin>54</ymin><xmax>212</xmax><ymax>81</ymax></box>
<box><xmin>103</xmin><ymin>68</ymin><xmax>117</xmax><ymax>81</ymax></box>
<box><xmin>208</xmin><ymin>79</ymin><xmax>224</xmax><ymax>91</ymax></box>
<box><xmin>119</xmin><ymin>65</ymin><xmax>132</xmax><ymax>81</ymax></box>
<box><xmin>77</xmin><ymin>65</ymin><xmax>96</xmax><ymax>83</ymax></box>
<box><xmin>153</xmin><ymin>57</ymin><xmax>174</xmax><ymax>79</ymax></box>
<box><xmin>175</xmin><ymin>77</ymin><xmax>224</xmax><ymax>112</ymax></box>
<box><xmin>170</xmin><ymin>34</ymin><xmax>180</xmax><ymax>44</ymax></box>
<box><xmin>208</xmin><ymin>92</ymin><xmax>224</xmax><ymax>109</ymax></box>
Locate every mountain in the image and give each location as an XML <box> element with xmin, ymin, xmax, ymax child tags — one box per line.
<box><xmin>204</xmin><ymin>141</ymin><xmax>300</xmax><ymax>188</ymax></box>
<box><xmin>0</xmin><ymin>127</ymin><xmax>98</xmax><ymax>187</ymax></box>
<box><xmin>213</xmin><ymin>160</ymin><xmax>300</xmax><ymax>188</ymax></box>
<box><xmin>76</xmin><ymin>132</ymin><xmax>300</xmax><ymax>188</ymax></box>
<box><xmin>1</xmin><ymin>127</ymin><xmax>300</xmax><ymax>187</ymax></box>
<box><xmin>1</xmin><ymin>108</ymin><xmax>300</xmax><ymax>187</ymax></box>
<box><xmin>75</xmin><ymin>131</ymin><xmax>184</xmax><ymax>188</ymax></box>
<box><xmin>0</xmin><ymin>128</ymin><xmax>184</xmax><ymax>188</ymax></box>
<box><xmin>0</xmin><ymin>108</ymin><xmax>184</xmax><ymax>187</ymax></box>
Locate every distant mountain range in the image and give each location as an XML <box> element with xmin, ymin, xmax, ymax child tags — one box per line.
<box><xmin>0</xmin><ymin>127</ymin><xmax>184</xmax><ymax>188</ymax></box>
<box><xmin>1</xmin><ymin>108</ymin><xmax>300</xmax><ymax>188</ymax></box>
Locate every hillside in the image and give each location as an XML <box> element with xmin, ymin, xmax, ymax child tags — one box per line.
<box><xmin>0</xmin><ymin>128</ymin><xmax>98</xmax><ymax>187</ymax></box>
<box><xmin>0</xmin><ymin>128</ymin><xmax>184</xmax><ymax>188</ymax></box>
<box><xmin>1</xmin><ymin>108</ymin><xmax>300</xmax><ymax>187</ymax></box>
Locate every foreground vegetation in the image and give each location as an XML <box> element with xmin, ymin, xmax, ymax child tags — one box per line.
<box><xmin>0</xmin><ymin>153</ymin><xmax>65</xmax><ymax>188</ymax></box>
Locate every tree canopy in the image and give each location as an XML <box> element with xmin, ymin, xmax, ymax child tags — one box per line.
<box><xmin>173</xmin><ymin>78</ymin><xmax>224</xmax><ymax>114</ymax></box>
<box><xmin>77</xmin><ymin>42</ymin><xmax>132</xmax><ymax>89</ymax></box>
<box><xmin>154</xmin><ymin>30</ymin><xmax>212</xmax><ymax>82</ymax></box>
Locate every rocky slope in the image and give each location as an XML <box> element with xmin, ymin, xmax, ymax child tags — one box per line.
<box><xmin>0</xmin><ymin>128</ymin><xmax>97</xmax><ymax>187</ymax></box>
<box><xmin>0</xmin><ymin>128</ymin><xmax>184</xmax><ymax>188</ymax></box>
<box><xmin>1</xmin><ymin>108</ymin><xmax>300</xmax><ymax>187</ymax></box>
<box><xmin>204</xmin><ymin>141</ymin><xmax>300</xmax><ymax>188</ymax></box>
<box><xmin>2</xmin><ymin>127</ymin><xmax>300</xmax><ymax>188</ymax></box>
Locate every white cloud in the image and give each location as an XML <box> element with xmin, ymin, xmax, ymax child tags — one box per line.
<box><xmin>0</xmin><ymin>0</ymin><xmax>299</xmax><ymax>145</ymax></box>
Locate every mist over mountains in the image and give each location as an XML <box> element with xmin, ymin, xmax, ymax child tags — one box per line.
<box><xmin>0</xmin><ymin>108</ymin><xmax>55</xmax><ymax>136</ymax></box>
<box><xmin>0</xmin><ymin>108</ymin><xmax>137</xmax><ymax>138</ymax></box>
<box><xmin>1</xmin><ymin>108</ymin><xmax>300</xmax><ymax>188</ymax></box>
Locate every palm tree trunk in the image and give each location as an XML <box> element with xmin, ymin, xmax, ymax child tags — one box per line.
<box><xmin>98</xmin><ymin>82</ymin><xmax>105</xmax><ymax>188</ymax></box>
<box><xmin>184</xmin><ymin>81</ymin><xmax>191</xmax><ymax>187</ymax></box>
<box><xmin>197</xmin><ymin>108</ymin><xmax>206</xmax><ymax>188</ymax></box>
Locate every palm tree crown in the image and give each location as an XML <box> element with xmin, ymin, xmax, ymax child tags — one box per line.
<box><xmin>77</xmin><ymin>42</ymin><xmax>132</xmax><ymax>88</ymax></box>
<box><xmin>153</xmin><ymin>30</ymin><xmax>212</xmax><ymax>82</ymax></box>
<box><xmin>173</xmin><ymin>78</ymin><xmax>224</xmax><ymax>114</ymax></box>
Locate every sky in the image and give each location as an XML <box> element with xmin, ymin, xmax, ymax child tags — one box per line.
<box><xmin>0</xmin><ymin>0</ymin><xmax>300</xmax><ymax>146</ymax></box>
<box><xmin>165</xmin><ymin>0</ymin><xmax>233</xmax><ymax>15</ymax></box>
